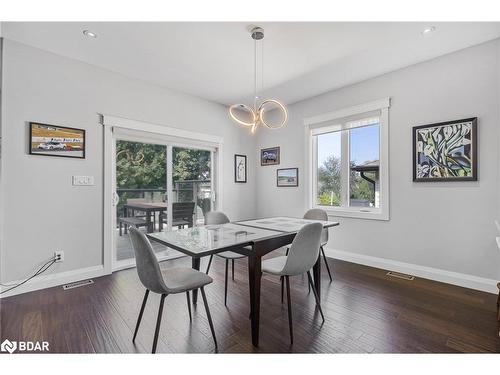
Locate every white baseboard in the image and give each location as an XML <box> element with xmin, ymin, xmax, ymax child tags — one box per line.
<box><xmin>325</xmin><ymin>247</ymin><xmax>499</xmax><ymax>294</ymax></box>
<box><xmin>0</xmin><ymin>265</ymin><xmax>107</xmax><ymax>298</ymax></box>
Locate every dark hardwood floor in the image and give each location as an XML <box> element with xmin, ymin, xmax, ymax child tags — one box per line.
<box><xmin>1</xmin><ymin>254</ymin><xmax>499</xmax><ymax>353</ymax></box>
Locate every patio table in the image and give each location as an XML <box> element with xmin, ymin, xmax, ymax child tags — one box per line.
<box><xmin>124</xmin><ymin>202</ymin><xmax>167</xmax><ymax>233</ymax></box>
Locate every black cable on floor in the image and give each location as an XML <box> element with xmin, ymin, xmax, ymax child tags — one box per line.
<box><xmin>0</xmin><ymin>258</ymin><xmax>57</xmax><ymax>295</ymax></box>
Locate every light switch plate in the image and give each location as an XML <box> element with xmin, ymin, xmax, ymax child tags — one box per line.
<box><xmin>72</xmin><ymin>175</ymin><xmax>95</xmax><ymax>186</ymax></box>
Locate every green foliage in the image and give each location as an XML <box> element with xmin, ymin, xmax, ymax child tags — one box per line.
<box><xmin>317</xmin><ymin>155</ymin><xmax>376</xmax><ymax>206</ymax></box>
<box><xmin>350</xmin><ymin>172</ymin><xmax>376</xmax><ymax>203</ymax></box>
<box><xmin>116</xmin><ymin>141</ymin><xmax>212</xmax><ymax>214</ymax></box>
<box><xmin>173</xmin><ymin>148</ymin><xmax>210</xmax><ymax>182</ymax></box>
<box><xmin>318</xmin><ymin>191</ymin><xmax>341</xmax><ymax>206</ymax></box>
<box><xmin>116</xmin><ymin>141</ymin><xmax>167</xmax><ymax>189</ymax></box>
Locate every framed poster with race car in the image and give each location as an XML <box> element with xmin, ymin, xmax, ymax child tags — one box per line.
<box><xmin>29</xmin><ymin>122</ymin><xmax>86</xmax><ymax>159</ymax></box>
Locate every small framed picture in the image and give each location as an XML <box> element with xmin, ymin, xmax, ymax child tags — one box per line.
<box><xmin>29</xmin><ymin>122</ymin><xmax>86</xmax><ymax>159</ymax></box>
<box><xmin>413</xmin><ymin>117</ymin><xmax>477</xmax><ymax>182</ymax></box>
<box><xmin>277</xmin><ymin>168</ymin><xmax>298</xmax><ymax>187</ymax></box>
<box><xmin>234</xmin><ymin>154</ymin><xmax>247</xmax><ymax>183</ymax></box>
<box><xmin>261</xmin><ymin>146</ymin><xmax>280</xmax><ymax>166</ymax></box>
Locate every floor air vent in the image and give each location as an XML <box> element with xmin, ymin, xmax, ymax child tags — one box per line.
<box><xmin>63</xmin><ymin>279</ymin><xmax>94</xmax><ymax>290</ymax></box>
<box><xmin>386</xmin><ymin>271</ymin><xmax>415</xmax><ymax>281</ymax></box>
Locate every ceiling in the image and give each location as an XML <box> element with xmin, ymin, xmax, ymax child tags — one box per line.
<box><xmin>2</xmin><ymin>22</ymin><xmax>500</xmax><ymax>105</ymax></box>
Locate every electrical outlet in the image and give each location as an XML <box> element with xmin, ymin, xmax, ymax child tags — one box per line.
<box><xmin>54</xmin><ymin>251</ymin><xmax>64</xmax><ymax>263</ymax></box>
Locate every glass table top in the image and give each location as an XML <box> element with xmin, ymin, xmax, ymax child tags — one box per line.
<box><xmin>236</xmin><ymin>216</ymin><xmax>339</xmax><ymax>233</ymax></box>
<box><xmin>147</xmin><ymin>223</ymin><xmax>282</xmax><ymax>256</ymax></box>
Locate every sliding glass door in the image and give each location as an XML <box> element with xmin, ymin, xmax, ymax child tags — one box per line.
<box><xmin>170</xmin><ymin>146</ymin><xmax>213</xmax><ymax>229</ymax></box>
<box><xmin>112</xmin><ymin>134</ymin><xmax>217</xmax><ymax>270</ymax></box>
<box><xmin>114</xmin><ymin>139</ymin><xmax>169</xmax><ymax>264</ymax></box>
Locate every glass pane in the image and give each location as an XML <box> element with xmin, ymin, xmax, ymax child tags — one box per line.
<box><xmin>349</xmin><ymin>124</ymin><xmax>380</xmax><ymax>208</ymax></box>
<box><xmin>172</xmin><ymin>147</ymin><xmax>211</xmax><ymax>228</ymax></box>
<box><xmin>316</xmin><ymin>131</ymin><xmax>342</xmax><ymax>207</ymax></box>
<box><xmin>115</xmin><ymin>140</ymin><xmax>167</xmax><ymax>261</ymax></box>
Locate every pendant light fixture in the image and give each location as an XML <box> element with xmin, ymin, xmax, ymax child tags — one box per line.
<box><xmin>229</xmin><ymin>26</ymin><xmax>288</xmax><ymax>134</ymax></box>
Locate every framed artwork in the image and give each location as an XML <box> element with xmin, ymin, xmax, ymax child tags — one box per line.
<box><xmin>29</xmin><ymin>122</ymin><xmax>86</xmax><ymax>159</ymax></box>
<box><xmin>261</xmin><ymin>146</ymin><xmax>280</xmax><ymax>166</ymax></box>
<box><xmin>413</xmin><ymin>117</ymin><xmax>477</xmax><ymax>182</ymax></box>
<box><xmin>277</xmin><ymin>168</ymin><xmax>298</xmax><ymax>187</ymax></box>
<box><xmin>234</xmin><ymin>154</ymin><xmax>247</xmax><ymax>183</ymax></box>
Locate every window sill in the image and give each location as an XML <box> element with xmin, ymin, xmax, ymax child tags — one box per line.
<box><xmin>313</xmin><ymin>205</ymin><xmax>389</xmax><ymax>221</ymax></box>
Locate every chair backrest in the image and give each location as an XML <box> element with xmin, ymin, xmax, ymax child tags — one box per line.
<box><xmin>172</xmin><ymin>202</ymin><xmax>196</xmax><ymax>220</ymax></box>
<box><xmin>282</xmin><ymin>222</ymin><xmax>323</xmax><ymax>276</ymax></box>
<box><xmin>129</xmin><ymin>227</ymin><xmax>168</xmax><ymax>294</ymax></box>
<box><xmin>205</xmin><ymin>211</ymin><xmax>230</xmax><ymax>225</ymax></box>
<box><xmin>304</xmin><ymin>208</ymin><xmax>329</xmax><ymax>245</ymax></box>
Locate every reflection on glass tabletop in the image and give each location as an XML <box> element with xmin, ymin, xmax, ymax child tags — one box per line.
<box><xmin>236</xmin><ymin>216</ymin><xmax>339</xmax><ymax>233</ymax></box>
<box><xmin>147</xmin><ymin>223</ymin><xmax>282</xmax><ymax>255</ymax></box>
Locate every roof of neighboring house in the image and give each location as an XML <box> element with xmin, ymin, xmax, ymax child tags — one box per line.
<box><xmin>351</xmin><ymin>160</ymin><xmax>379</xmax><ymax>172</ymax></box>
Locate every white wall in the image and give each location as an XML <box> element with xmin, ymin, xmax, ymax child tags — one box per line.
<box><xmin>256</xmin><ymin>40</ymin><xmax>500</xmax><ymax>286</ymax></box>
<box><xmin>0</xmin><ymin>39</ymin><xmax>257</xmax><ymax>285</ymax></box>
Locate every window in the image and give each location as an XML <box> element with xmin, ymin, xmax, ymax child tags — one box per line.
<box><xmin>306</xmin><ymin>98</ymin><xmax>390</xmax><ymax>220</ymax></box>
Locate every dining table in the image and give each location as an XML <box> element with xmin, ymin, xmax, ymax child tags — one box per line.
<box><xmin>147</xmin><ymin>216</ymin><xmax>339</xmax><ymax>347</ymax></box>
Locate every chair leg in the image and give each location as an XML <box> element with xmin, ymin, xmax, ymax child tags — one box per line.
<box><xmin>132</xmin><ymin>289</ymin><xmax>149</xmax><ymax>342</ymax></box>
<box><xmin>186</xmin><ymin>291</ymin><xmax>192</xmax><ymax>322</ymax></box>
<box><xmin>206</xmin><ymin>255</ymin><xmax>213</xmax><ymax>274</ymax></box>
<box><xmin>497</xmin><ymin>283</ymin><xmax>500</xmax><ymax>321</ymax></box>
<box><xmin>280</xmin><ymin>276</ymin><xmax>284</xmax><ymax>304</ymax></box>
<box><xmin>232</xmin><ymin>259</ymin><xmax>235</xmax><ymax>281</ymax></box>
<box><xmin>200</xmin><ymin>287</ymin><xmax>218</xmax><ymax>348</ymax></box>
<box><xmin>285</xmin><ymin>275</ymin><xmax>293</xmax><ymax>344</ymax></box>
<box><xmin>321</xmin><ymin>246</ymin><xmax>333</xmax><ymax>282</ymax></box>
<box><xmin>307</xmin><ymin>271</ymin><xmax>325</xmax><ymax>322</ymax></box>
<box><xmin>224</xmin><ymin>259</ymin><xmax>229</xmax><ymax>306</ymax></box>
<box><xmin>119</xmin><ymin>222</ymin><xmax>122</xmax><ymax>236</ymax></box>
<box><xmin>152</xmin><ymin>294</ymin><xmax>166</xmax><ymax>354</ymax></box>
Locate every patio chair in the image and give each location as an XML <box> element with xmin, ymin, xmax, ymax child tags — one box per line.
<box><xmin>172</xmin><ymin>202</ymin><xmax>196</xmax><ymax>228</ymax></box>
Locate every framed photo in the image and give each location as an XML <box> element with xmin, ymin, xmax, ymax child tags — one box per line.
<box><xmin>413</xmin><ymin>117</ymin><xmax>477</xmax><ymax>182</ymax></box>
<box><xmin>29</xmin><ymin>122</ymin><xmax>86</xmax><ymax>159</ymax></box>
<box><xmin>277</xmin><ymin>168</ymin><xmax>298</xmax><ymax>187</ymax></box>
<box><xmin>261</xmin><ymin>146</ymin><xmax>280</xmax><ymax>166</ymax></box>
<box><xmin>234</xmin><ymin>154</ymin><xmax>247</xmax><ymax>183</ymax></box>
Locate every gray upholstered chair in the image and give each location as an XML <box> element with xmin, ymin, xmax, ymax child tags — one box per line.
<box><xmin>285</xmin><ymin>209</ymin><xmax>332</xmax><ymax>281</ymax></box>
<box><xmin>262</xmin><ymin>222</ymin><xmax>325</xmax><ymax>344</ymax></box>
<box><xmin>495</xmin><ymin>220</ymin><xmax>500</xmax><ymax>321</ymax></box>
<box><xmin>204</xmin><ymin>211</ymin><xmax>247</xmax><ymax>306</ymax></box>
<box><xmin>129</xmin><ymin>227</ymin><xmax>217</xmax><ymax>353</ymax></box>
<box><xmin>281</xmin><ymin>208</ymin><xmax>333</xmax><ymax>301</ymax></box>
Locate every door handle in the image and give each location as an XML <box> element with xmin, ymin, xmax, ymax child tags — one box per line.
<box><xmin>113</xmin><ymin>192</ymin><xmax>120</xmax><ymax>206</ymax></box>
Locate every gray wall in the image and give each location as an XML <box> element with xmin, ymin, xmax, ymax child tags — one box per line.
<box><xmin>255</xmin><ymin>40</ymin><xmax>500</xmax><ymax>281</ymax></box>
<box><xmin>0</xmin><ymin>39</ymin><xmax>257</xmax><ymax>282</ymax></box>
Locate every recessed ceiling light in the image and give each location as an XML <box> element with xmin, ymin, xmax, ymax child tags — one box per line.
<box><xmin>421</xmin><ymin>26</ymin><xmax>436</xmax><ymax>36</ymax></box>
<box><xmin>83</xmin><ymin>30</ymin><xmax>97</xmax><ymax>38</ymax></box>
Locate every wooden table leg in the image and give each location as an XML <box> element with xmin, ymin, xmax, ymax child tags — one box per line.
<box><xmin>146</xmin><ymin>211</ymin><xmax>153</xmax><ymax>233</ymax></box>
<box><xmin>312</xmin><ymin>253</ymin><xmax>322</xmax><ymax>302</ymax></box>
<box><xmin>192</xmin><ymin>257</ymin><xmax>201</xmax><ymax>304</ymax></box>
<box><xmin>248</xmin><ymin>251</ymin><xmax>262</xmax><ymax>347</ymax></box>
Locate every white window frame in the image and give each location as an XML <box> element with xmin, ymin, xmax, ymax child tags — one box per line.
<box><xmin>101</xmin><ymin>114</ymin><xmax>224</xmax><ymax>273</ymax></box>
<box><xmin>304</xmin><ymin>98</ymin><xmax>390</xmax><ymax>221</ymax></box>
